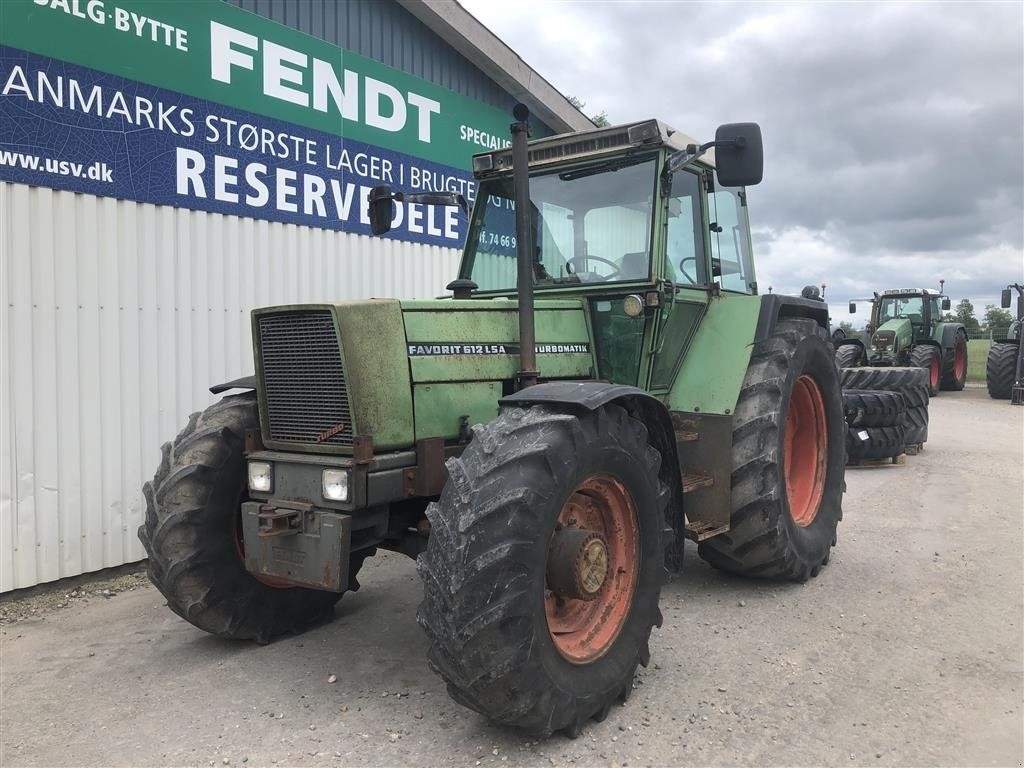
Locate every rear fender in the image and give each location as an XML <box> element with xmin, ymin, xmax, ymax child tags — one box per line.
<box><xmin>939</xmin><ymin>323</ymin><xmax>966</xmax><ymax>351</ymax></box>
<box><xmin>754</xmin><ymin>294</ymin><xmax>829</xmax><ymax>342</ymax></box>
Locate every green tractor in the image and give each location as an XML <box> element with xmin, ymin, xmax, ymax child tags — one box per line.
<box><xmin>986</xmin><ymin>283</ymin><xmax>1024</xmax><ymax>403</ymax></box>
<box><xmin>139</xmin><ymin>109</ymin><xmax>846</xmax><ymax>737</ymax></box>
<box><xmin>837</xmin><ymin>288</ymin><xmax>968</xmax><ymax>395</ymax></box>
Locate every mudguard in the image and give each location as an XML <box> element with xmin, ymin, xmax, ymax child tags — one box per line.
<box><xmin>754</xmin><ymin>294</ymin><xmax>829</xmax><ymax>342</ymax></box>
<box><xmin>938</xmin><ymin>323</ymin><xmax>966</xmax><ymax>351</ymax></box>
<box><xmin>209</xmin><ymin>374</ymin><xmax>257</xmax><ymax>394</ymax></box>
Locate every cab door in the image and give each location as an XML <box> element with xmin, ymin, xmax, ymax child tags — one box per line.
<box><xmin>648</xmin><ymin>169</ymin><xmax>710</xmax><ymax>392</ymax></box>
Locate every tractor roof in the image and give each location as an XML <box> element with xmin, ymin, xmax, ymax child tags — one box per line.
<box><xmin>881</xmin><ymin>288</ymin><xmax>943</xmax><ymax>297</ymax></box>
<box><xmin>471</xmin><ymin>119</ymin><xmax>704</xmax><ymax>179</ymax></box>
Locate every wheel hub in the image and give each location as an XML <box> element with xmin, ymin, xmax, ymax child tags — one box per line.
<box><xmin>547</xmin><ymin>528</ymin><xmax>609</xmax><ymax>601</ymax></box>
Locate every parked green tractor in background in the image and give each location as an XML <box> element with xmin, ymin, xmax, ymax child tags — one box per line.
<box><xmin>837</xmin><ymin>288</ymin><xmax>968</xmax><ymax>395</ymax></box>
<box><xmin>139</xmin><ymin>109</ymin><xmax>846</xmax><ymax>737</ymax></box>
<box><xmin>986</xmin><ymin>283</ymin><xmax>1024</xmax><ymax>403</ymax></box>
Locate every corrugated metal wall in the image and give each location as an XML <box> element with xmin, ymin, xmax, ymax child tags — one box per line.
<box><xmin>225</xmin><ymin>0</ymin><xmax>521</xmax><ymax>113</ymax></box>
<box><xmin>0</xmin><ymin>183</ymin><xmax>460</xmax><ymax>591</ymax></box>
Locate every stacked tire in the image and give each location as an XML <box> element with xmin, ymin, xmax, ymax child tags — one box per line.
<box><xmin>842</xmin><ymin>389</ymin><xmax>906</xmax><ymax>460</ymax></box>
<box><xmin>839</xmin><ymin>367</ymin><xmax>930</xmax><ymax>450</ymax></box>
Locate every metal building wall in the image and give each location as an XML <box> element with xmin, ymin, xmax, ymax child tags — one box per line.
<box><xmin>0</xmin><ymin>183</ymin><xmax>461</xmax><ymax>591</ymax></box>
<box><xmin>225</xmin><ymin>0</ymin><xmax>521</xmax><ymax>114</ymax></box>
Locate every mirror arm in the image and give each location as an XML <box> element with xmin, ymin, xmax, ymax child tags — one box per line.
<box><xmin>664</xmin><ymin>137</ymin><xmax>746</xmax><ymax>178</ymax></box>
<box><xmin>391</xmin><ymin>191</ymin><xmax>468</xmax><ymax>215</ymax></box>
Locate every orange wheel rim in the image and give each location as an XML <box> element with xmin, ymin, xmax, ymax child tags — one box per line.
<box><xmin>545</xmin><ymin>475</ymin><xmax>639</xmax><ymax>663</ymax></box>
<box><xmin>954</xmin><ymin>341</ymin><xmax>966</xmax><ymax>380</ymax></box>
<box><xmin>784</xmin><ymin>375</ymin><xmax>828</xmax><ymax>527</ymax></box>
<box><xmin>930</xmin><ymin>355</ymin><xmax>940</xmax><ymax>390</ymax></box>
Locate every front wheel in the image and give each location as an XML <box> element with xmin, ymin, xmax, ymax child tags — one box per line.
<box><xmin>417</xmin><ymin>404</ymin><xmax>667</xmax><ymax>737</ymax></box>
<box><xmin>835</xmin><ymin>343</ymin><xmax>864</xmax><ymax>369</ymax></box>
<box><xmin>698</xmin><ymin>318</ymin><xmax>845</xmax><ymax>581</ymax></box>
<box><xmin>138</xmin><ymin>394</ymin><xmax>345</xmax><ymax>643</ymax></box>
<box><xmin>910</xmin><ymin>345</ymin><xmax>941</xmax><ymax>396</ymax></box>
<box><xmin>940</xmin><ymin>330</ymin><xmax>968</xmax><ymax>391</ymax></box>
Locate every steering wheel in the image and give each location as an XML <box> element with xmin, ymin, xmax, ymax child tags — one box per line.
<box><xmin>568</xmin><ymin>255</ymin><xmax>620</xmax><ymax>279</ymax></box>
<box><xmin>678</xmin><ymin>257</ymin><xmax>698</xmax><ymax>285</ymax></box>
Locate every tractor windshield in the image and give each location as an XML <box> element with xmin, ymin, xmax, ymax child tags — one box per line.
<box><xmin>878</xmin><ymin>295</ymin><xmax>924</xmax><ymax>325</ymax></box>
<box><xmin>460</xmin><ymin>154</ymin><xmax>659</xmax><ymax>291</ymax></box>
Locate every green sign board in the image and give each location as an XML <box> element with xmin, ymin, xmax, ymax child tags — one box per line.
<box><xmin>1</xmin><ymin>0</ymin><xmax>518</xmax><ymax>167</ymax></box>
<box><xmin>1</xmin><ymin>0</ymin><xmax>541</xmax><ymax>245</ymax></box>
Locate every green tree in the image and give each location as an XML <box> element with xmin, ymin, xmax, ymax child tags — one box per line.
<box><xmin>568</xmin><ymin>96</ymin><xmax>610</xmax><ymax>127</ymax></box>
<box><xmin>983</xmin><ymin>304</ymin><xmax>1014</xmax><ymax>336</ymax></box>
<box><xmin>953</xmin><ymin>298</ymin><xmax>981</xmax><ymax>334</ymax></box>
<box><xmin>838</xmin><ymin>320</ymin><xmax>856</xmax><ymax>335</ymax></box>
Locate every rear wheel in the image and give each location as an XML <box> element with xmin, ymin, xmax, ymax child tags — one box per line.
<box><xmin>138</xmin><ymin>394</ymin><xmax>346</xmax><ymax>643</ymax></box>
<box><xmin>940</xmin><ymin>329</ymin><xmax>968</xmax><ymax>391</ymax></box>
<box><xmin>835</xmin><ymin>344</ymin><xmax>864</xmax><ymax>369</ymax></box>
<box><xmin>417</xmin><ymin>404</ymin><xmax>667</xmax><ymax>737</ymax></box>
<box><xmin>910</xmin><ymin>345</ymin><xmax>941</xmax><ymax>396</ymax></box>
<box><xmin>697</xmin><ymin>318</ymin><xmax>845</xmax><ymax>581</ymax></box>
<box><xmin>986</xmin><ymin>342</ymin><xmax>1017</xmax><ymax>399</ymax></box>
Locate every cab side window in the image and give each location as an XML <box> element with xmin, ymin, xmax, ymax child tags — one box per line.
<box><xmin>665</xmin><ymin>171</ymin><xmax>706</xmax><ymax>286</ymax></box>
<box><xmin>709</xmin><ymin>187</ymin><xmax>755</xmax><ymax>294</ymax></box>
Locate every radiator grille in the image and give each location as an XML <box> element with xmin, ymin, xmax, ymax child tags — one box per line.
<box><xmin>257</xmin><ymin>310</ymin><xmax>352</xmax><ymax>447</ymax></box>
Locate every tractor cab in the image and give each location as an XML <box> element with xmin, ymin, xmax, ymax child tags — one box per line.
<box><xmin>450</xmin><ymin>119</ymin><xmax>758</xmax><ymax>389</ymax></box>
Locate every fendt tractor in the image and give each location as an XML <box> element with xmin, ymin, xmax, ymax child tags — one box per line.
<box><xmin>986</xmin><ymin>283</ymin><xmax>1024</xmax><ymax>403</ymax></box>
<box><xmin>837</xmin><ymin>288</ymin><xmax>967</xmax><ymax>395</ymax></box>
<box><xmin>140</xmin><ymin>108</ymin><xmax>846</xmax><ymax>737</ymax></box>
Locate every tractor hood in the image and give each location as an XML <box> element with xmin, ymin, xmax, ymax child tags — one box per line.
<box><xmin>251</xmin><ymin>298</ymin><xmax>594</xmax><ymax>454</ymax></box>
<box><xmin>871</xmin><ymin>317</ymin><xmax>913</xmax><ymax>356</ymax></box>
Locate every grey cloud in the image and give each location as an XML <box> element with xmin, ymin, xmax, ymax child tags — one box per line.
<box><xmin>462</xmin><ymin>0</ymin><xmax>1023</xmax><ymax>303</ymax></box>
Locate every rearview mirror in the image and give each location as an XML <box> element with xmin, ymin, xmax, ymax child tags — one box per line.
<box><xmin>368</xmin><ymin>185</ymin><xmax>395</xmax><ymax>235</ymax></box>
<box><xmin>942</xmin><ymin>297</ymin><xmax>951</xmax><ymax>311</ymax></box>
<box><xmin>1001</xmin><ymin>289</ymin><xmax>1012</xmax><ymax>309</ymax></box>
<box><xmin>849</xmin><ymin>302</ymin><xmax>856</xmax><ymax>314</ymax></box>
<box><xmin>714</xmin><ymin>123</ymin><xmax>763</xmax><ymax>188</ymax></box>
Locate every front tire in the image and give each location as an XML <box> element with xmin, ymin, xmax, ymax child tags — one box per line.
<box><xmin>910</xmin><ymin>345</ymin><xmax>941</xmax><ymax>396</ymax></box>
<box><xmin>835</xmin><ymin>344</ymin><xmax>864</xmax><ymax>369</ymax></box>
<box><xmin>697</xmin><ymin>319</ymin><xmax>845</xmax><ymax>582</ymax></box>
<box><xmin>940</xmin><ymin>329</ymin><xmax>968</xmax><ymax>390</ymax></box>
<box><xmin>416</xmin><ymin>404</ymin><xmax>667</xmax><ymax>737</ymax></box>
<box><xmin>138</xmin><ymin>394</ymin><xmax>345</xmax><ymax>643</ymax></box>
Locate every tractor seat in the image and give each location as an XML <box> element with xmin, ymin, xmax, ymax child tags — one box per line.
<box><xmin>619</xmin><ymin>251</ymin><xmax>650</xmax><ymax>280</ymax></box>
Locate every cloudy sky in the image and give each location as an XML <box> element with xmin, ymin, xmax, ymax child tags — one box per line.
<box><xmin>460</xmin><ymin>0</ymin><xmax>1023</xmax><ymax>323</ymax></box>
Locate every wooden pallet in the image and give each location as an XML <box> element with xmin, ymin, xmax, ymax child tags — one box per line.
<box><xmin>904</xmin><ymin>443</ymin><xmax>924</xmax><ymax>456</ymax></box>
<box><xmin>846</xmin><ymin>453</ymin><xmax>906</xmax><ymax>468</ymax></box>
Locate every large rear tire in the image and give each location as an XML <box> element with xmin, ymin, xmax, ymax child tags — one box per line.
<box><xmin>986</xmin><ymin>342</ymin><xmax>1017</xmax><ymax>399</ymax></box>
<box><xmin>940</xmin><ymin>329</ymin><xmax>968</xmax><ymax>391</ymax></box>
<box><xmin>138</xmin><ymin>394</ymin><xmax>346</xmax><ymax>643</ymax></box>
<box><xmin>417</xmin><ymin>404</ymin><xmax>667</xmax><ymax>737</ymax></box>
<box><xmin>697</xmin><ymin>319</ymin><xmax>845</xmax><ymax>582</ymax></box>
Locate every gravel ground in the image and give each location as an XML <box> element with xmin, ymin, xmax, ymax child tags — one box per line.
<box><xmin>1</xmin><ymin>386</ymin><xmax>1021</xmax><ymax>767</ymax></box>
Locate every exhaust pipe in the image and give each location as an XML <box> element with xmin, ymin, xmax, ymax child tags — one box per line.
<box><xmin>511</xmin><ymin>104</ymin><xmax>538</xmax><ymax>390</ymax></box>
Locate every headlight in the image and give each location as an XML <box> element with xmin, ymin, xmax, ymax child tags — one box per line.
<box><xmin>322</xmin><ymin>469</ymin><xmax>350</xmax><ymax>502</ymax></box>
<box><xmin>247</xmin><ymin>461</ymin><xmax>273</xmax><ymax>493</ymax></box>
